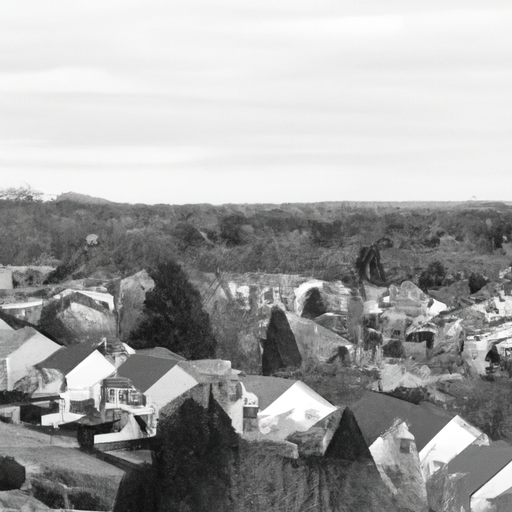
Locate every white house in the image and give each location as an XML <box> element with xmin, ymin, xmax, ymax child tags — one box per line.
<box><xmin>96</xmin><ymin>356</ymin><xmax>243</xmax><ymax>447</ymax></box>
<box><xmin>0</xmin><ymin>327</ymin><xmax>61</xmax><ymax>390</ymax></box>
<box><xmin>37</xmin><ymin>341</ymin><xmax>116</xmax><ymax>425</ymax></box>
<box><xmin>419</xmin><ymin>415</ymin><xmax>486</xmax><ymax>481</ymax></box>
<box><xmin>428</xmin><ymin>439</ymin><xmax>512</xmax><ymax>512</ymax></box>
<box><xmin>240</xmin><ymin>375</ymin><xmax>338</xmax><ymax>443</ymax></box>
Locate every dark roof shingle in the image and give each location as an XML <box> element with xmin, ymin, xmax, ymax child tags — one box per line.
<box><xmin>351</xmin><ymin>391</ymin><xmax>453</xmax><ymax>451</ymax></box>
<box><xmin>445</xmin><ymin>440</ymin><xmax>512</xmax><ymax>497</ymax></box>
<box><xmin>116</xmin><ymin>354</ymin><xmax>179</xmax><ymax>393</ymax></box>
<box><xmin>240</xmin><ymin>375</ymin><xmax>297</xmax><ymax>411</ymax></box>
<box><xmin>37</xmin><ymin>341</ymin><xmax>99</xmax><ymax>375</ymax></box>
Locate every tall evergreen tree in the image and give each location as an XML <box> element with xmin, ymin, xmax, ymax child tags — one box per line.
<box><xmin>129</xmin><ymin>260</ymin><xmax>217</xmax><ymax>359</ymax></box>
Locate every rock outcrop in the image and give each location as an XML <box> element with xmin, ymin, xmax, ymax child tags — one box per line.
<box><xmin>112</xmin><ymin>270</ymin><xmax>155</xmax><ymax>341</ymax></box>
<box><xmin>39</xmin><ymin>292</ymin><xmax>116</xmax><ymax>345</ymax></box>
<box><xmin>262</xmin><ymin>308</ymin><xmax>354</xmax><ymax>375</ymax></box>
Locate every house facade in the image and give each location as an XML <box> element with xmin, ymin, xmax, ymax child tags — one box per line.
<box><xmin>0</xmin><ymin>327</ymin><xmax>61</xmax><ymax>390</ymax></box>
<box><xmin>37</xmin><ymin>342</ymin><xmax>116</xmax><ymax>425</ymax></box>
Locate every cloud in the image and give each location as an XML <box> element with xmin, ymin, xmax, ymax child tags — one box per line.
<box><xmin>0</xmin><ymin>67</ymin><xmax>160</xmax><ymax>94</ymax></box>
<box><xmin>0</xmin><ymin>1</ymin><xmax>511</xmax><ymax>203</ymax></box>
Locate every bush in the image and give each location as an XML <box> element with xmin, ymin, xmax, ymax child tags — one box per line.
<box><xmin>468</xmin><ymin>272</ymin><xmax>488</xmax><ymax>294</ymax></box>
<box><xmin>418</xmin><ymin>260</ymin><xmax>446</xmax><ymax>292</ymax></box>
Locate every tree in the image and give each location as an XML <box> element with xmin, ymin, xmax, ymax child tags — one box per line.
<box><xmin>0</xmin><ymin>185</ymin><xmax>43</xmax><ymax>202</ymax></box>
<box><xmin>418</xmin><ymin>260</ymin><xmax>446</xmax><ymax>292</ymax></box>
<box><xmin>129</xmin><ymin>260</ymin><xmax>217</xmax><ymax>359</ymax></box>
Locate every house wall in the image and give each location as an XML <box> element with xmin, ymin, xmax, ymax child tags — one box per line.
<box><xmin>146</xmin><ymin>365</ymin><xmax>198</xmax><ymax>418</ymax></box>
<box><xmin>419</xmin><ymin>416</ymin><xmax>486</xmax><ymax>481</ymax></box>
<box><xmin>0</xmin><ymin>268</ymin><xmax>13</xmax><ymax>289</ymax></box>
<box><xmin>0</xmin><ymin>318</ymin><xmax>13</xmax><ymax>332</ymax></box>
<box><xmin>211</xmin><ymin>380</ymin><xmax>244</xmax><ymax>434</ymax></box>
<box><xmin>0</xmin><ymin>405</ymin><xmax>20</xmax><ymax>424</ymax></box>
<box><xmin>380</xmin><ymin>311</ymin><xmax>407</xmax><ymax>341</ymax></box>
<box><xmin>94</xmin><ymin>414</ymin><xmax>146</xmax><ymax>445</ymax></box>
<box><xmin>0</xmin><ymin>359</ymin><xmax>8</xmax><ymax>390</ymax></box>
<box><xmin>7</xmin><ymin>333</ymin><xmax>61</xmax><ymax>390</ymax></box>
<box><xmin>463</xmin><ymin>339</ymin><xmax>492</xmax><ymax>375</ymax></box>
<box><xmin>66</xmin><ymin>351</ymin><xmax>116</xmax><ymax>390</ymax></box>
<box><xmin>257</xmin><ymin>381</ymin><xmax>337</xmax><ymax>440</ymax></box>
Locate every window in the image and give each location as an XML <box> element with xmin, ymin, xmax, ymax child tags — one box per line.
<box><xmin>128</xmin><ymin>390</ymin><xmax>144</xmax><ymax>406</ymax></box>
<box><xmin>118</xmin><ymin>389</ymin><xmax>128</xmax><ymax>404</ymax></box>
<box><xmin>400</xmin><ymin>438</ymin><xmax>411</xmax><ymax>453</ymax></box>
<box><xmin>107</xmin><ymin>388</ymin><xmax>116</xmax><ymax>404</ymax></box>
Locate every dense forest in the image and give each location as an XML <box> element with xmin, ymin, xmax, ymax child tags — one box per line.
<box><xmin>1</xmin><ymin>191</ymin><xmax>512</xmax><ymax>289</ymax></box>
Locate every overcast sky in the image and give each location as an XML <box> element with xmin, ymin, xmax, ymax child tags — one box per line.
<box><xmin>1</xmin><ymin>0</ymin><xmax>511</xmax><ymax>204</ymax></box>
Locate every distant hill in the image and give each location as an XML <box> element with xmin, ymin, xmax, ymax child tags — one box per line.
<box><xmin>1</xmin><ymin>193</ymin><xmax>511</xmax><ymax>284</ymax></box>
<box><xmin>56</xmin><ymin>191</ymin><xmax>116</xmax><ymax>205</ymax></box>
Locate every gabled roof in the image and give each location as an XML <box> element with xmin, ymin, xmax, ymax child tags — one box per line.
<box><xmin>240</xmin><ymin>375</ymin><xmax>297</xmax><ymax>411</ymax></box>
<box><xmin>0</xmin><ymin>309</ymin><xmax>62</xmax><ymax>344</ymax></box>
<box><xmin>445</xmin><ymin>440</ymin><xmax>512</xmax><ymax>497</ymax></box>
<box><xmin>37</xmin><ymin>341</ymin><xmax>99</xmax><ymax>375</ymax></box>
<box><xmin>116</xmin><ymin>354</ymin><xmax>180</xmax><ymax>393</ymax></box>
<box><xmin>0</xmin><ymin>316</ymin><xmax>14</xmax><ymax>331</ymax></box>
<box><xmin>351</xmin><ymin>391</ymin><xmax>452</xmax><ymax>451</ymax></box>
<box><xmin>136</xmin><ymin>347</ymin><xmax>186</xmax><ymax>361</ymax></box>
<box><xmin>0</xmin><ymin>327</ymin><xmax>42</xmax><ymax>358</ymax></box>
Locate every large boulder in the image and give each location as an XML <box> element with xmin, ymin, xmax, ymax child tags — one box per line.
<box><xmin>262</xmin><ymin>308</ymin><xmax>354</xmax><ymax>375</ymax></box>
<box><xmin>286</xmin><ymin>312</ymin><xmax>354</xmax><ymax>364</ymax></box>
<box><xmin>114</xmin><ymin>270</ymin><xmax>155</xmax><ymax>341</ymax></box>
<box><xmin>294</xmin><ymin>280</ymin><xmax>351</xmax><ymax>318</ymax></box>
<box><xmin>39</xmin><ymin>292</ymin><xmax>116</xmax><ymax>345</ymax></box>
<box><xmin>429</xmin><ymin>280</ymin><xmax>472</xmax><ymax>309</ymax></box>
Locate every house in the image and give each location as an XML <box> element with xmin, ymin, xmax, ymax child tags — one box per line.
<box><xmin>0</xmin><ymin>327</ymin><xmax>61</xmax><ymax>390</ymax></box>
<box><xmin>428</xmin><ymin>440</ymin><xmax>512</xmax><ymax>512</ymax></box>
<box><xmin>404</xmin><ymin>322</ymin><xmax>438</xmax><ymax>361</ymax></box>
<box><xmin>36</xmin><ymin>341</ymin><xmax>117</xmax><ymax>425</ymax></box>
<box><xmin>111</xmin><ymin>355</ymin><xmax>197</xmax><ymax>419</ymax></box>
<box><xmin>471</xmin><ymin>454</ymin><xmax>512</xmax><ymax>512</ymax></box>
<box><xmin>420</xmin><ymin>415</ymin><xmax>486</xmax><ymax>480</ymax></box>
<box><xmin>352</xmin><ymin>392</ymin><xmax>453</xmax><ymax>455</ymax></box>
<box><xmin>353</xmin><ymin>392</ymin><xmax>487</xmax><ymax>490</ymax></box>
<box><xmin>239</xmin><ymin>375</ymin><xmax>339</xmax><ymax>448</ymax></box>
<box><xmin>96</xmin><ymin>357</ymin><xmax>243</xmax><ymax>449</ymax></box>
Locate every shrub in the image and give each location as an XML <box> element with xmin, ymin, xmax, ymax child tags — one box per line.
<box><xmin>468</xmin><ymin>272</ymin><xmax>488</xmax><ymax>294</ymax></box>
